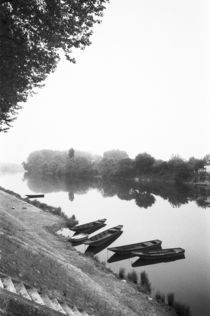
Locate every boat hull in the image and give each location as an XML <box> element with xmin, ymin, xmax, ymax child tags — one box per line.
<box><xmin>132</xmin><ymin>248</ymin><xmax>185</xmax><ymax>260</ymax></box>
<box><xmin>84</xmin><ymin>225</ymin><xmax>123</xmax><ymax>246</ymax></box>
<box><xmin>85</xmin><ymin>230</ymin><xmax>123</xmax><ymax>246</ymax></box>
<box><xmin>108</xmin><ymin>239</ymin><xmax>162</xmax><ymax>254</ymax></box>
<box><xmin>73</xmin><ymin>222</ymin><xmax>106</xmax><ymax>235</ymax></box>
<box><xmin>70</xmin><ymin>219</ymin><xmax>106</xmax><ymax>233</ymax></box>
<box><xmin>69</xmin><ymin>233</ymin><xmax>88</xmax><ymax>244</ymax></box>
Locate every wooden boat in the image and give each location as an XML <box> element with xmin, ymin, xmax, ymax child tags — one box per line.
<box><xmin>69</xmin><ymin>233</ymin><xmax>88</xmax><ymax>243</ymax></box>
<box><xmin>108</xmin><ymin>252</ymin><xmax>135</xmax><ymax>263</ymax></box>
<box><xmin>73</xmin><ymin>222</ymin><xmax>106</xmax><ymax>235</ymax></box>
<box><xmin>85</xmin><ymin>230</ymin><xmax>123</xmax><ymax>256</ymax></box>
<box><xmin>108</xmin><ymin>239</ymin><xmax>162</xmax><ymax>254</ymax></box>
<box><xmin>132</xmin><ymin>254</ymin><xmax>185</xmax><ymax>267</ymax></box>
<box><xmin>25</xmin><ymin>194</ymin><xmax>44</xmax><ymax>198</ymax></box>
<box><xmin>132</xmin><ymin>248</ymin><xmax>185</xmax><ymax>260</ymax></box>
<box><xmin>84</xmin><ymin>225</ymin><xmax>123</xmax><ymax>246</ymax></box>
<box><xmin>70</xmin><ymin>218</ymin><xmax>107</xmax><ymax>233</ymax></box>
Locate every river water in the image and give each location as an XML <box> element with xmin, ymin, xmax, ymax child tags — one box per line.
<box><xmin>0</xmin><ymin>172</ymin><xmax>209</xmax><ymax>316</ymax></box>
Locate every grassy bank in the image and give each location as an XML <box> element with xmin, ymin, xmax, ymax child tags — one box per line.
<box><xmin>0</xmin><ymin>188</ymin><xmax>176</xmax><ymax>316</ymax></box>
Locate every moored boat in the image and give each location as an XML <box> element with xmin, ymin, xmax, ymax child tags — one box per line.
<box><xmin>108</xmin><ymin>239</ymin><xmax>162</xmax><ymax>254</ymax></box>
<box><xmin>132</xmin><ymin>248</ymin><xmax>185</xmax><ymax>260</ymax></box>
<box><xmin>85</xmin><ymin>230</ymin><xmax>123</xmax><ymax>255</ymax></box>
<box><xmin>70</xmin><ymin>218</ymin><xmax>107</xmax><ymax>233</ymax></box>
<box><xmin>84</xmin><ymin>225</ymin><xmax>123</xmax><ymax>246</ymax></box>
<box><xmin>73</xmin><ymin>222</ymin><xmax>106</xmax><ymax>235</ymax></box>
<box><xmin>69</xmin><ymin>233</ymin><xmax>88</xmax><ymax>243</ymax></box>
<box><xmin>25</xmin><ymin>194</ymin><xmax>44</xmax><ymax>198</ymax></box>
<box><xmin>132</xmin><ymin>254</ymin><xmax>185</xmax><ymax>267</ymax></box>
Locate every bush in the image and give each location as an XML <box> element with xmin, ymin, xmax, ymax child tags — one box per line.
<box><xmin>139</xmin><ymin>271</ymin><xmax>151</xmax><ymax>294</ymax></box>
<box><xmin>118</xmin><ymin>268</ymin><xmax>125</xmax><ymax>280</ymax></box>
<box><xmin>65</xmin><ymin>215</ymin><xmax>78</xmax><ymax>228</ymax></box>
<box><xmin>127</xmin><ymin>270</ymin><xmax>138</xmax><ymax>284</ymax></box>
<box><xmin>155</xmin><ymin>291</ymin><xmax>165</xmax><ymax>303</ymax></box>
<box><xmin>167</xmin><ymin>293</ymin><xmax>175</xmax><ymax>306</ymax></box>
<box><xmin>174</xmin><ymin>302</ymin><xmax>191</xmax><ymax>316</ymax></box>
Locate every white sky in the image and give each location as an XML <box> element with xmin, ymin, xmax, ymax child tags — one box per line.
<box><xmin>1</xmin><ymin>0</ymin><xmax>210</xmax><ymax>163</ymax></box>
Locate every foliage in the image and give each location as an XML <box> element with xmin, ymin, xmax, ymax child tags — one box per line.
<box><xmin>68</xmin><ymin>148</ymin><xmax>75</xmax><ymax>159</ymax></box>
<box><xmin>166</xmin><ymin>292</ymin><xmax>191</xmax><ymax>316</ymax></box>
<box><xmin>155</xmin><ymin>291</ymin><xmax>165</xmax><ymax>303</ymax></box>
<box><xmin>24</xmin><ymin>149</ymin><xmax>95</xmax><ymax>178</ymax></box>
<box><xmin>118</xmin><ymin>268</ymin><xmax>125</xmax><ymax>280</ymax></box>
<box><xmin>65</xmin><ymin>214</ymin><xmax>78</xmax><ymax>228</ymax></box>
<box><xmin>0</xmin><ymin>0</ymin><xmax>108</xmax><ymax>131</ymax></box>
<box><xmin>135</xmin><ymin>153</ymin><xmax>155</xmax><ymax>174</ymax></box>
<box><xmin>187</xmin><ymin>157</ymin><xmax>204</xmax><ymax>171</ymax></box>
<box><xmin>139</xmin><ymin>271</ymin><xmax>151</xmax><ymax>294</ymax></box>
<box><xmin>167</xmin><ymin>293</ymin><xmax>175</xmax><ymax>307</ymax></box>
<box><xmin>127</xmin><ymin>270</ymin><xmax>138</xmax><ymax>284</ymax></box>
<box><xmin>203</xmin><ymin>154</ymin><xmax>210</xmax><ymax>165</ymax></box>
<box><xmin>173</xmin><ymin>301</ymin><xmax>191</xmax><ymax>316</ymax></box>
<box><xmin>103</xmin><ymin>149</ymin><xmax>129</xmax><ymax>161</ymax></box>
<box><xmin>24</xmin><ymin>148</ymin><xmax>209</xmax><ymax>185</ymax></box>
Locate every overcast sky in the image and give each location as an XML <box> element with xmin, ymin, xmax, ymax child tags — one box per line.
<box><xmin>1</xmin><ymin>0</ymin><xmax>209</xmax><ymax>163</ymax></box>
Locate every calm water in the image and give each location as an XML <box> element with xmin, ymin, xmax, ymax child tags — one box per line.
<box><xmin>0</xmin><ymin>172</ymin><xmax>210</xmax><ymax>316</ymax></box>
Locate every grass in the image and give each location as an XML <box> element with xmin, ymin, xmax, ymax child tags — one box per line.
<box><xmin>118</xmin><ymin>269</ymin><xmax>151</xmax><ymax>295</ymax></box>
<box><xmin>0</xmin><ymin>185</ymin><xmax>78</xmax><ymax>229</ymax></box>
<box><xmin>0</xmin><ymin>187</ymin><xmax>176</xmax><ymax>316</ymax></box>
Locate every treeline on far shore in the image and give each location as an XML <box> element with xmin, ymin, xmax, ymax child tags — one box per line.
<box><xmin>23</xmin><ymin>148</ymin><xmax>209</xmax><ymax>184</ymax></box>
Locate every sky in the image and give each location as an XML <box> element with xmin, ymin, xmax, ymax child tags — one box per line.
<box><xmin>1</xmin><ymin>0</ymin><xmax>210</xmax><ymax>163</ymax></box>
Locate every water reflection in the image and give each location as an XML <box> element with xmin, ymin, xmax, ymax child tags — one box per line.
<box><xmin>24</xmin><ymin>173</ymin><xmax>210</xmax><ymax>209</ymax></box>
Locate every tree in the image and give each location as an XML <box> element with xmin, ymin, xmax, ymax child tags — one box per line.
<box><xmin>103</xmin><ymin>149</ymin><xmax>129</xmax><ymax>161</ymax></box>
<box><xmin>187</xmin><ymin>157</ymin><xmax>204</xmax><ymax>172</ymax></box>
<box><xmin>168</xmin><ymin>156</ymin><xmax>191</xmax><ymax>183</ymax></box>
<box><xmin>135</xmin><ymin>153</ymin><xmax>155</xmax><ymax>174</ymax></box>
<box><xmin>114</xmin><ymin>158</ymin><xmax>135</xmax><ymax>178</ymax></box>
<box><xmin>203</xmin><ymin>154</ymin><xmax>210</xmax><ymax>165</ymax></box>
<box><xmin>0</xmin><ymin>0</ymin><xmax>108</xmax><ymax>131</ymax></box>
<box><xmin>68</xmin><ymin>148</ymin><xmax>75</xmax><ymax>159</ymax></box>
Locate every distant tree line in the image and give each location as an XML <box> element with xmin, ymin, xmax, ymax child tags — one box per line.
<box><xmin>23</xmin><ymin>149</ymin><xmax>209</xmax><ymax>184</ymax></box>
<box><xmin>25</xmin><ymin>171</ymin><xmax>210</xmax><ymax>209</ymax></box>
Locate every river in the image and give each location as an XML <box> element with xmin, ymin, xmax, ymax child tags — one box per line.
<box><xmin>0</xmin><ymin>172</ymin><xmax>209</xmax><ymax>316</ymax></box>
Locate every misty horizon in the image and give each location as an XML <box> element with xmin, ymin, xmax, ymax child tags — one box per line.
<box><xmin>0</xmin><ymin>0</ymin><xmax>209</xmax><ymax>164</ymax></box>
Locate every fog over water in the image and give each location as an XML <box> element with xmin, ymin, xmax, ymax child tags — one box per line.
<box><xmin>0</xmin><ymin>0</ymin><xmax>210</xmax><ymax>164</ymax></box>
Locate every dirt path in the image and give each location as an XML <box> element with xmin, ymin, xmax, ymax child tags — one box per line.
<box><xmin>0</xmin><ymin>190</ymin><xmax>176</xmax><ymax>316</ymax></box>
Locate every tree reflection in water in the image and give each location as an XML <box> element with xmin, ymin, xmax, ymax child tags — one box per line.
<box><xmin>24</xmin><ymin>173</ymin><xmax>210</xmax><ymax>209</ymax></box>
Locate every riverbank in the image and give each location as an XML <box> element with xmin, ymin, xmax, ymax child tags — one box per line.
<box><xmin>0</xmin><ymin>188</ymin><xmax>176</xmax><ymax>316</ymax></box>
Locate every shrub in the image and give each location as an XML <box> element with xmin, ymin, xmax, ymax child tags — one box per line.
<box><xmin>155</xmin><ymin>291</ymin><xmax>165</xmax><ymax>303</ymax></box>
<box><xmin>173</xmin><ymin>301</ymin><xmax>191</xmax><ymax>316</ymax></box>
<box><xmin>118</xmin><ymin>268</ymin><xmax>125</xmax><ymax>279</ymax></box>
<box><xmin>139</xmin><ymin>271</ymin><xmax>151</xmax><ymax>294</ymax></box>
<box><xmin>65</xmin><ymin>215</ymin><xmax>78</xmax><ymax>228</ymax></box>
<box><xmin>127</xmin><ymin>270</ymin><xmax>138</xmax><ymax>284</ymax></box>
<box><xmin>167</xmin><ymin>293</ymin><xmax>175</xmax><ymax>306</ymax></box>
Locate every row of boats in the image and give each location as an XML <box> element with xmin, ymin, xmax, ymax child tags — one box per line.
<box><xmin>68</xmin><ymin>218</ymin><xmax>185</xmax><ymax>262</ymax></box>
